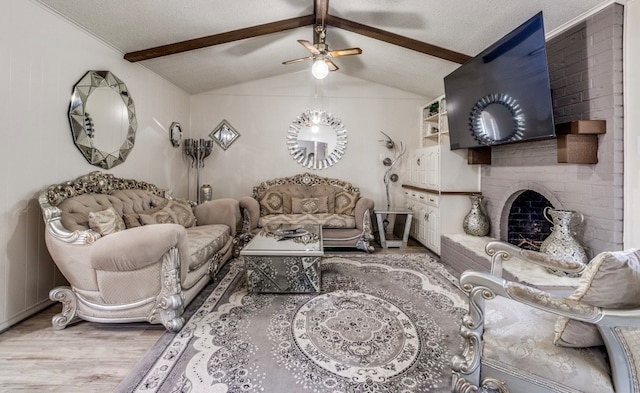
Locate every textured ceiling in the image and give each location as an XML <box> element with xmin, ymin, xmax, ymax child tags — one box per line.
<box><xmin>35</xmin><ymin>0</ymin><xmax>612</xmax><ymax>97</ymax></box>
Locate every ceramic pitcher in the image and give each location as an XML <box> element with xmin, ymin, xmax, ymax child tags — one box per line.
<box><xmin>463</xmin><ymin>194</ymin><xmax>490</xmax><ymax>236</ymax></box>
<box><xmin>539</xmin><ymin>207</ymin><xmax>588</xmax><ymax>275</ymax></box>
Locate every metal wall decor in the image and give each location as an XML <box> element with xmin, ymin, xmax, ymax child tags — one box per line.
<box><xmin>210</xmin><ymin>120</ymin><xmax>240</xmax><ymax>150</ymax></box>
<box><xmin>68</xmin><ymin>70</ymin><xmax>137</xmax><ymax>169</ymax></box>
<box><xmin>287</xmin><ymin>110</ymin><xmax>348</xmax><ymax>170</ymax></box>
<box><xmin>469</xmin><ymin>93</ymin><xmax>525</xmax><ymax>145</ymax></box>
<box><xmin>169</xmin><ymin>122</ymin><xmax>183</xmax><ymax>147</ymax></box>
<box><xmin>184</xmin><ymin>138</ymin><xmax>213</xmax><ymax>204</ymax></box>
<box><xmin>379</xmin><ymin>131</ymin><xmax>406</xmax><ymax>210</ymax></box>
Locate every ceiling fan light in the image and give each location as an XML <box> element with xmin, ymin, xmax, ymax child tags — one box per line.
<box><xmin>312</xmin><ymin>59</ymin><xmax>329</xmax><ymax>79</ymax></box>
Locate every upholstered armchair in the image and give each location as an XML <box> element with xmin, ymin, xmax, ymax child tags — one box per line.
<box><xmin>451</xmin><ymin>240</ymin><xmax>640</xmax><ymax>393</ymax></box>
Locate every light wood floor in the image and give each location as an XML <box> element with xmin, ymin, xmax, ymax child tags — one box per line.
<box><xmin>0</xmin><ymin>242</ymin><xmax>433</xmax><ymax>392</ymax></box>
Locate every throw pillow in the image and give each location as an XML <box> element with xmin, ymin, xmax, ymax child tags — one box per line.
<box><xmin>309</xmin><ymin>186</ymin><xmax>337</xmax><ymax>213</ymax></box>
<box><xmin>335</xmin><ymin>191</ymin><xmax>360</xmax><ymax>215</ymax></box>
<box><xmin>292</xmin><ymin>196</ymin><xmax>329</xmax><ymax>214</ymax></box>
<box><xmin>553</xmin><ymin>248</ymin><xmax>640</xmax><ymax>347</ymax></box>
<box><xmin>259</xmin><ymin>190</ymin><xmax>285</xmax><ymax>216</ymax></box>
<box><xmin>166</xmin><ymin>199</ymin><xmax>196</xmax><ymax>228</ymax></box>
<box><xmin>88</xmin><ymin>207</ymin><xmax>126</xmax><ymax>236</ymax></box>
<box><xmin>122</xmin><ymin>200</ymin><xmax>168</xmax><ymax>228</ymax></box>
<box><xmin>139</xmin><ymin>208</ymin><xmax>178</xmax><ymax>225</ymax></box>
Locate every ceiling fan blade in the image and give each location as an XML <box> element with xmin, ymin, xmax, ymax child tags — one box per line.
<box><xmin>282</xmin><ymin>56</ymin><xmax>314</xmax><ymax>65</ymax></box>
<box><xmin>328</xmin><ymin>47</ymin><xmax>363</xmax><ymax>58</ymax></box>
<box><xmin>325</xmin><ymin>58</ymin><xmax>339</xmax><ymax>71</ymax></box>
<box><xmin>298</xmin><ymin>40</ymin><xmax>320</xmax><ymax>55</ymax></box>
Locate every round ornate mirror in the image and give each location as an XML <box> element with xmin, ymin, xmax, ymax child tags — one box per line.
<box><xmin>287</xmin><ymin>110</ymin><xmax>347</xmax><ymax>170</ymax></box>
<box><xmin>68</xmin><ymin>70</ymin><xmax>137</xmax><ymax>169</ymax></box>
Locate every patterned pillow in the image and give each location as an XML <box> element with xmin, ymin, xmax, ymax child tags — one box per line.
<box><xmin>309</xmin><ymin>186</ymin><xmax>337</xmax><ymax>213</ymax></box>
<box><xmin>259</xmin><ymin>190</ymin><xmax>285</xmax><ymax>216</ymax></box>
<box><xmin>88</xmin><ymin>207</ymin><xmax>126</xmax><ymax>236</ymax></box>
<box><xmin>334</xmin><ymin>191</ymin><xmax>359</xmax><ymax>215</ymax></box>
<box><xmin>122</xmin><ymin>200</ymin><xmax>168</xmax><ymax>228</ymax></box>
<box><xmin>166</xmin><ymin>199</ymin><xmax>196</xmax><ymax>228</ymax></box>
<box><xmin>292</xmin><ymin>196</ymin><xmax>329</xmax><ymax>214</ymax></box>
<box><xmin>139</xmin><ymin>208</ymin><xmax>178</xmax><ymax>225</ymax></box>
<box><xmin>554</xmin><ymin>248</ymin><xmax>640</xmax><ymax>347</ymax></box>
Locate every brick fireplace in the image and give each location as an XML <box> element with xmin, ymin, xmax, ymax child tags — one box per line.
<box><xmin>480</xmin><ymin>4</ymin><xmax>624</xmax><ymax>258</ymax></box>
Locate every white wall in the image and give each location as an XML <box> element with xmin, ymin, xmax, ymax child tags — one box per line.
<box><xmin>624</xmin><ymin>0</ymin><xmax>640</xmax><ymax>248</ymax></box>
<box><xmin>189</xmin><ymin>71</ymin><xmax>427</xmax><ymax>209</ymax></box>
<box><xmin>0</xmin><ymin>0</ymin><xmax>191</xmax><ymax>331</ymax></box>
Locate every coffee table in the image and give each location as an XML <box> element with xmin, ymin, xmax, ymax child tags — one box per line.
<box><xmin>240</xmin><ymin>224</ymin><xmax>324</xmax><ymax>293</ymax></box>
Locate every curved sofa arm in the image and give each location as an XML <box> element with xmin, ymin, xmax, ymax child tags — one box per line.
<box><xmin>90</xmin><ymin>224</ymin><xmax>190</xmax><ymax>275</ymax></box>
<box><xmin>194</xmin><ymin>198</ymin><xmax>241</xmax><ymax>234</ymax></box>
<box><xmin>354</xmin><ymin>197</ymin><xmax>374</xmax><ymax>230</ymax></box>
<box><xmin>453</xmin><ymin>270</ymin><xmax>640</xmax><ymax>393</ymax></box>
<box><xmin>485</xmin><ymin>240</ymin><xmax>586</xmax><ymax>278</ymax></box>
<box><xmin>239</xmin><ymin>196</ymin><xmax>260</xmax><ymax>233</ymax></box>
<box><xmin>460</xmin><ymin>270</ymin><xmax>603</xmax><ymax>323</ymax></box>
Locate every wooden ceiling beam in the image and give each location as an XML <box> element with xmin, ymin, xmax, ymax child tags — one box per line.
<box><xmin>123</xmin><ymin>4</ymin><xmax>472</xmax><ymax>65</ymax></box>
<box><xmin>326</xmin><ymin>15</ymin><xmax>471</xmax><ymax>64</ymax></box>
<box><xmin>124</xmin><ymin>15</ymin><xmax>315</xmax><ymax>62</ymax></box>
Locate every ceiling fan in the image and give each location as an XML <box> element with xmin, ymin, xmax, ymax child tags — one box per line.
<box><xmin>282</xmin><ymin>24</ymin><xmax>362</xmax><ymax>79</ymax></box>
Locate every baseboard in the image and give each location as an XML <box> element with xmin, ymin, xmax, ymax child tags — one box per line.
<box><xmin>0</xmin><ymin>299</ymin><xmax>54</xmax><ymax>333</ymax></box>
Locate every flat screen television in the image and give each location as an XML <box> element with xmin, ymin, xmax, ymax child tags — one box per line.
<box><xmin>444</xmin><ymin>12</ymin><xmax>555</xmax><ymax>150</ymax></box>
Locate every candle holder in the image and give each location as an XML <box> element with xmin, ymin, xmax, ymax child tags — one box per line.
<box><xmin>184</xmin><ymin>138</ymin><xmax>213</xmax><ymax>203</ymax></box>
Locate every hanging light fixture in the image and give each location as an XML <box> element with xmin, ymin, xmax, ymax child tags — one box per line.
<box><xmin>311</xmin><ymin>58</ymin><xmax>329</xmax><ymax>79</ymax></box>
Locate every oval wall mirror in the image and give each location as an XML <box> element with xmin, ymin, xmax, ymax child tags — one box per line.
<box><xmin>287</xmin><ymin>110</ymin><xmax>347</xmax><ymax>170</ymax></box>
<box><xmin>68</xmin><ymin>70</ymin><xmax>137</xmax><ymax>169</ymax></box>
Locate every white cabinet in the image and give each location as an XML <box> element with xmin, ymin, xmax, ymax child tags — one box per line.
<box><xmin>403</xmin><ymin>95</ymin><xmax>481</xmax><ymax>255</ymax></box>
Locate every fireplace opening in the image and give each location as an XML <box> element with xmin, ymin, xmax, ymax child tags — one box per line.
<box><xmin>507</xmin><ymin>190</ymin><xmax>553</xmax><ymax>250</ymax></box>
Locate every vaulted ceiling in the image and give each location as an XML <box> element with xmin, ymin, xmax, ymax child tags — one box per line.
<box><xmin>36</xmin><ymin>0</ymin><xmax>611</xmax><ymax>98</ymax></box>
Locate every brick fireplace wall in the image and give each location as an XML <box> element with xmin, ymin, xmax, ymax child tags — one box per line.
<box><xmin>480</xmin><ymin>4</ymin><xmax>624</xmax><ymax>258</ymax></box>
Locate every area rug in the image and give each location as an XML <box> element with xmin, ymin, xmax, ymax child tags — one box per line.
<box><xmin>116</xmin><ymin>253</ymin><xmax>467</xmax><ymax>393</ymax></box>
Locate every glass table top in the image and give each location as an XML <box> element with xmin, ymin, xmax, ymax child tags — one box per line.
<box><xmin>240</xmin><ymin>224</ymin><xmax>324</xmax><ymax>256</ymax></box>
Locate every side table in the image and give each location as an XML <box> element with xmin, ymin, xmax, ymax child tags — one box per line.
<box><xmin>374</xmin><ymin>209</ymin><xmax>413</xmax><ymax>248</ymax></box>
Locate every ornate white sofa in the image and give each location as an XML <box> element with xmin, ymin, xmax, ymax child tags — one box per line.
<box><xmin>39</xmin><ymin>171</ymin><xmax>240</xmax><ymax>332</ymax></box>
<box><xmin>239</xmin><ymin>173</ymin><xmax>375</xmax><ymax>252</ymax></box>
<box><xmin>451</xmin><ymin>240</ymin><xmax>640</xmax><ymax>393</ymax></box>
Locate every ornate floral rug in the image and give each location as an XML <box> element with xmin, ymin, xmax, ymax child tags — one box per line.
<box><xmin>116</xmin><ymin>253</ymin><xmax>467</xmax><ymax>393</ymax></box>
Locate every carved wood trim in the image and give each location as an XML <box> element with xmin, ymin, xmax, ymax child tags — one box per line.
<box><xmin>251</xmin><ymin>172</ymin><xmax>359</xmax><ymax>199</ymax></box>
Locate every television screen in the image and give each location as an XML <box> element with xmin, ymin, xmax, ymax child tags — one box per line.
<box><xmin>444</xmin><ymin>12</ymin><xmax>555</xmax><ymax>150</ymax></box>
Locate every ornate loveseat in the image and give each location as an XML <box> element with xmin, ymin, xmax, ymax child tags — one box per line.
<box><xmin>239</xmin><ymin>173</ymin><xmax>375</xmax><ymax>252</ymax></box>
<box><xmin>39</xmin><ymin>171</ymin><xmax>240</xmax><ymax>332</ymax></box>
<box><xmin>452</xmin><ymin>240</ymin><xmax>640</xmax><ymax>393</ymax></box>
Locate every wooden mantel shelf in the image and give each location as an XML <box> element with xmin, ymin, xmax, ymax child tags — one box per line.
<box><xmin>555</xmin><ymin>120</ymin><xmax>606</xmax><ymax>164</ymax></box>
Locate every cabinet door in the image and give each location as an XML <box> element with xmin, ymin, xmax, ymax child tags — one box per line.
<box><xmin>410</xmin><ymin>152</ymin><xmax>419</xmax><ymax>185</ymax></box>
<box><xmin>426</xmin><ymin>148</ymin><xmax>439</xmax><ymax>190</ymax></box>
<box><xmin>412</xmin><ymin>205</ymin><xmax>422</xmax><ymax>243</ymax></box>
<box><xmin>404</xmin><ymin>198</ymin><xmax>417</xmax><ymax>238</ymax></box>
<box><xmin>426</xmin><ymin>207</ymin><xmax>441</xmax><ymax>254</ymax></box>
